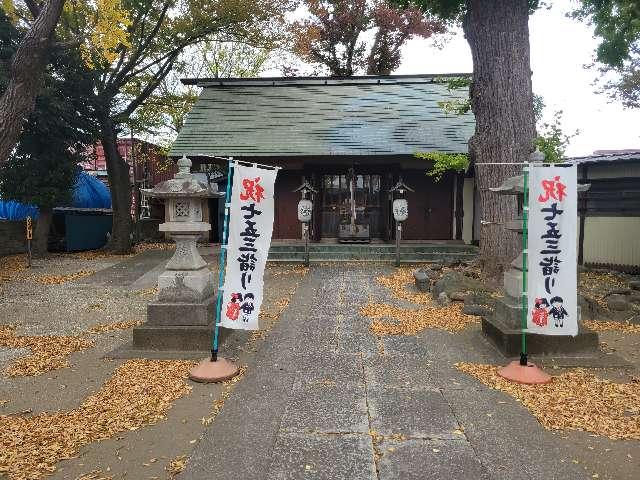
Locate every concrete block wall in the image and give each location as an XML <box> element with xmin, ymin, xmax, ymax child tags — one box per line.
<box><xmin>0</xmin><ymin>220</ymin><xmax>29</xmax><ymax>257</ymax></box>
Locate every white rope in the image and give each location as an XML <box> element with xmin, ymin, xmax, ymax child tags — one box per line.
<box><xmin>475</xmin><ymin>162</ymin><xmax>575</xmax><ymax>166</ymax></box>
<box><xmin>193</xmin><ymin>154</ymin><xmax>282</xmax><ymax>170</ymax></box>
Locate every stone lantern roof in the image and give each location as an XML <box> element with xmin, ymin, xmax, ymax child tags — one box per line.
<box><xmin>489</xmin><ymin>150</ymin><xmax>591</xmax><ymax>196</ymax></box>
<box><xmin>141</xmin><ymin>156</ymin><xmax>224</xmax><ymax>199</ymax></box>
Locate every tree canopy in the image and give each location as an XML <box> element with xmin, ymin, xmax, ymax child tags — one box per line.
<box><xmin>0</xmin><ymin>8</ymin><xmax>97</xmax><ymax>210</ymax></box>
<box><xmin>290</xmin><ymin>0</ymin><xmax>446</xmax><ymax>76</ymax></box>
<box><xmin>391</xmin><ymin>0</ymin><xmax>542</xmax><ymax>22</ymax></box>
<box><xmin>130</xmin><ymin>39</ymin><xmax>272</xmax><ymax>141</ymax></box>
<box><xmin>573</xmin><ymin>0</ymin><xmax>640</xmax><ymax>108</ymax></box>
<box><xmin>42</xmin><ymin>0</ymin><xmax>295</xmax><ymax>253</ymax></box>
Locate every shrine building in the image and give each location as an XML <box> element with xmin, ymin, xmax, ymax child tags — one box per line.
<box><xmin>169</xmin><ymin>74</ymin><xmax>478</xmax><ymax>244</ymax></box>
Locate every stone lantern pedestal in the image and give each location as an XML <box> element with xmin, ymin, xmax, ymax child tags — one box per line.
<box><xmin>481</xmin><ymin>155</ymin><xmax>600</xmax><ymax>357</ymax></box>
<box><xmin>132</xmin><ymin>156</ymin><xmax>224</xmax><ymax>351</ymax></box>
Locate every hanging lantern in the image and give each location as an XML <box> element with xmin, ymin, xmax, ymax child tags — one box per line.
<box><xmin>393</xmin><ymin>198</ymin><xmax>408</xmax><ymax>222</ymax></box>
<box><xmin>298</xmin><ymin>198</ymin><xmax>313</xmax><ymax>223</ymax></box>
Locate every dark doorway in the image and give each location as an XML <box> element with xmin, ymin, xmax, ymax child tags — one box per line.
<box><xmin>403</xmin><ymin>173</ymin><xmax>454</xmax><ymax>240</ymax></box>
<box><xmin>273</xmin><ymin>171</ymin><xmax>302</xmax><ymax>239</ymax></box>
<box><xmin>320</xmin><ymin>173</ymin><xmax>383</xmax><ymax>238</ymax></box>
<box><xmin>208</xmin><ymin>198</ymin><xmax>220</xmax><ymax>243</ymax></box>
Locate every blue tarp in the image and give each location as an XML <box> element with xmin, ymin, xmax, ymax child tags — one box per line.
<box><xmin>0</xmin><ymin>200</ymin><xmax>39</xmax><ymax>220</ymax></box>
<box><xmin>72</xmin><ymin>172</ymin><xmax>112</xmax><ymax>209</ymax></box>
<box><xmin>0</xmin><ymin>172</ymin><xmax>112</xmax><ymax>220</ymax></box>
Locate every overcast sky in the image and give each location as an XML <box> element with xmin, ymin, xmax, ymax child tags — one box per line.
<box><xmin>394</xmin><ymin>0</ymin><xmax>640</xmax><ymax>156</ymax></box>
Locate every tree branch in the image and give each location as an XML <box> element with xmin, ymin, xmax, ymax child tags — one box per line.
<box><xmin>114</xmin><ymin>54</ymin><xmax>178</xmax><ymax>123</ymax></box>
<box><xmin>108</xmin><ymin>1</ymin><xmax>172</xmax><ymax>90</ymax></box>
<box><xmin>0</xmin><ymin>0</ymin><xmax>66</xmax><ymax>163</ymax></box>
<box><xmin>24</xmin><ymin>0</ymin><xmax>41</xmax><ymax>18</ymax></box>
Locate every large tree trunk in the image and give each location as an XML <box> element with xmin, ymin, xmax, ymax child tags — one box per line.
<box><xmin>0</xmin><ymin>0</ymin><xmax>65</xmax><ymax>164</ymax></box>
<box><xmin>100</xmin><ymin>117</ymin><xmax>133</xmax><ymax>254</ymax></box>
<box><xmin>32</xmin><ymin>208</ymin><xmax>52</xmax><ymax>257</ymax></box>
<box><xmin>463</xmin><ymin>0</ymin><xmax>536</xmax><ymax>274</ymax></box>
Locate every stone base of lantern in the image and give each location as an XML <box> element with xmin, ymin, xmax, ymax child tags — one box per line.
<box><xmin>146</xmin><ymin>294</ymin><xmax>217</xmax><ymax>327</ymax></box>
<box><xmin>131</xmin><ymin>291</ymin><xmax>218</xmax><ymax>350</ymax></box>
<box><xmin>482</xmin><ymin>295</ymin><xmax>600</xmax><ymax>357</ymax></box>
<box><xmin>132</xmin><ymin>322</ymin><xmax>220</xmax><ymax>351</ymax></box>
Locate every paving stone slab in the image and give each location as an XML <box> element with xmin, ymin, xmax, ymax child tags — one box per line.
<box><xmin>443</xmin><ymin>387</ymin><xmax>589</xmax><ymax>480</ymax></box>
<box><xmin>259</xmin><ymin>350</ymin><xmax>365</xmax><ymax>385</ymax></box>
<box><xmin>260</xmin><ymin>335</ymin><xmax>339</xmax><ymax>368</ymax></box>
<box><xmin>381</xmin><ymin>335</ymin><xmax>431</xmax><ymax>356</ymax></box>
<box><xmin>336</xmin><ymin>313</ymin><xmax>373</xmax><ymax>333</ymax></box>
<box><xmin>180</xmin><ymin>370</ymin><xmax>297</xmax><ymax>480</ymax></box>
<box><xmin>377</xmin><ymin>438</ymin><xmax>490</xmax><ymax>480</ymax></box>
<box><xmin>335</xmin><ymin>330</ymin><xmax>379</xmax><ymax>356</ymax></box>
<box><xmin>423</xmin><ymin>364</ymin><xmax>491</xmax><ymax>392</ymax></box>
<box><xmin>368</xmin><ymin>386</ymin><xmax>460</xmax><ymax>439</ymax></box>
<box><xmin>84</xmin><ymin>249</ymin><xmax>171</xmax><ymax>286</ymax></box>
<box><xmin>416</xmin><ymin>328</ymin><xmax>503</xmax><ymax>364</ymax></box>
<box><xmin>280</xmin><ymin>380</ymin><xmax>369</xmax><ymax>434</ymax></box>
<box><xmin>267</xmin><ymin>433</ymin><xmax>376</xmax><ymax>480</ymax></box>
<box><xmin>364</xmin><ymin>354</ymin><xmax>436</xmax><ymax>390</ymax></box>
<box><xmin>292</xmin><ymin>314</ymin><xmax>339</xmax><ymax>335</ymax></box>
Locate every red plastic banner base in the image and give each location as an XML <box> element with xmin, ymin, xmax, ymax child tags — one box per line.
<box><xmin>497</xmin><ymin>360</ymin><xmax>552</xmax><ymax>385</ymax></box>
<box><xmin>189</xmin><ymin>357</ymin><xmax>239</xmax><ymax>383</ymax></box>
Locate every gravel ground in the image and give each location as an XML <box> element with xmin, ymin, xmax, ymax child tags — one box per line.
<box><xmin>0</xmin><ymin>249</ymin><xmax>308</xmax><ymax>480</ymax></box>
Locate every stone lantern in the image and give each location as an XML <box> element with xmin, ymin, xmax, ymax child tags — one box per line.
<box><xmin>134</xmin><ymin>156</ymin><xmax>224</xmax><ymax>350</ymax></box>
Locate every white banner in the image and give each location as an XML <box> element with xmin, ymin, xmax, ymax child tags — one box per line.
<box><xmin>221</xmin><ymin>163</ymin><xmax>278</xmax><ymax>330</ymax></box>
<box><xmin>527</xmin><ymin>164</ymin><xmax>578</xmax><ymax>336</ymax></box>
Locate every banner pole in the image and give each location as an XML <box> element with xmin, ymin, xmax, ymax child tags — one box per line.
<box><xmin>211</xmin><ymin>159</ymin><xmax>234</xmax><ymax>362</ymax></box>
<box><xmin>520</xmin><ymin>163</ymin><xmax>530</xmax><ymax>366</ymax></box>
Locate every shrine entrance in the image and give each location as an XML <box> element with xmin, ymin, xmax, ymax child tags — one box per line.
<box><xmin>319</xmin><ymin>173</ymin><xmax>384</xmax><ymax>239</ymax></box>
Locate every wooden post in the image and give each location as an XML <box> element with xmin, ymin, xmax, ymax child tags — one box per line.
<box><xmin>304</xmin><ymin>223</ymin><xmax>310</xmax><ymax>266</ymax></box>
<box><xmin>395</xmin><ymin>222</ymin><xmax>401</xmax><ymax>267</ymax></box>
<box><xmin>578</xmin><ymin>165</ymin><xmax>588</xmax><ymax>266</ymax></box>
<box><xmin>26</xmin><ymin>216</ymin><xmax>32</xmax><ymax>267</ymax></box>
<box><xmin>455</xmin><ymin>173</ymin><xmax>465</xmax><ymax>241</ymax></box>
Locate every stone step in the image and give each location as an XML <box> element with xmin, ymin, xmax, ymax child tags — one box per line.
<box><xmin>267</xmin><ymin>251</ymin><xmax>477</xmax><ymax>263</ymax></box>
<box><xmin>269</xmin><ymin>244</ymin><xmax>478</xmax><ymax>254</ymax></box>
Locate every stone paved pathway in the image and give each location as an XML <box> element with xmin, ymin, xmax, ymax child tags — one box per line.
<box><xmin>181</xmin><ymin>266</ymin><xmax>632</xmax><ymax>480</ymax></box>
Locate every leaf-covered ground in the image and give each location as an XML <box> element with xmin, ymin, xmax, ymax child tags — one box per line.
<box><xmin>360</xmin><ymin>267</ymin><xmax>479</xmax><ymax>335</ymax></box>
<box><xmin>0</xmin><ymin>360</ymin><xmax>194</xmax><ymax>480</ymax></box>
<box><xmin>457</xmin><ymin>362</ymin><xmax>640</xmax><ymax>441</ymax></box>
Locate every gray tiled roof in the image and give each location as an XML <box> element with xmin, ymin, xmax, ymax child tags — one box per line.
<box><xmin>169</xmin><ymin>75</ymin><xmax>475</xmax><ymax>158</ymax></box>
<box><xmin>569</xmin><ymin>151</ymin><xmax>640</xmax><ymax>164</ymax></box>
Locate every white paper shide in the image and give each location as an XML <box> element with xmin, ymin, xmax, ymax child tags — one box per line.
<box><xmin>221</xmin><ymin>164</ymin><xmax>278</xmax><ymax>330</ymax></box>
<box><xmin>527</xmin><ymin>165</ymin><xmax>578</xmax><ymax>336</ymax></box>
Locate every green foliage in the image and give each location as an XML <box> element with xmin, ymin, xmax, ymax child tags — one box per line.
<box><xmin>0</xmin><ymin>9</ymin><xmax>98</xmax><ymax>208</ymax></box>
<box><xmin>572</xmin><ymin>0</ymin><xmax>640</xmax><ymax>68</ymax></box>
<box><xmin>436</xmin><ymin>75</ymin><xmax>471</xmax><ymax>114</ymax></box>
<box><xmin>431</xmin><ymin>71</ymin><xmax>572</xmax><ymax>163</ymax></box>
<box><xmin>415</xmin><ymin>151</ymin><xmax>469</xmax><ymax>181</ymax></box>
<box><xmin>573</xmin><ymin>1</ymin><xmax>640</xmax><ymax>109</ymax></box>
<box><xmin>0</xmin><ymin>156</ymin><xmax>80</xmax><ymax>209</ymax></box>
<box><xmin>53</xmin><ymin>0</ymin><xmax>294</xmax><ymax>143</ymax></box>
<box><xmin>440</xmin><ymin>76</ymin><xmax>470</xmax><ymax>89</ymax></box>
<box><xmin>534</xmin><ymin>110</ymin><xmax>579</xmax><ymax>163</ymax></box>
<box><xmin>438</xmin><ymin>98</ymin><xmax>470</xmax><ymax>115</ymax></box>
<box><xmin>390</xmin><ymin>0</ymin><xmax>542</xmax><ymax>23</ymax></box>
<box><xmin>533</xmin><ymin>93</ymin><xmax>545</xmax><ymax>122</ymax></box>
